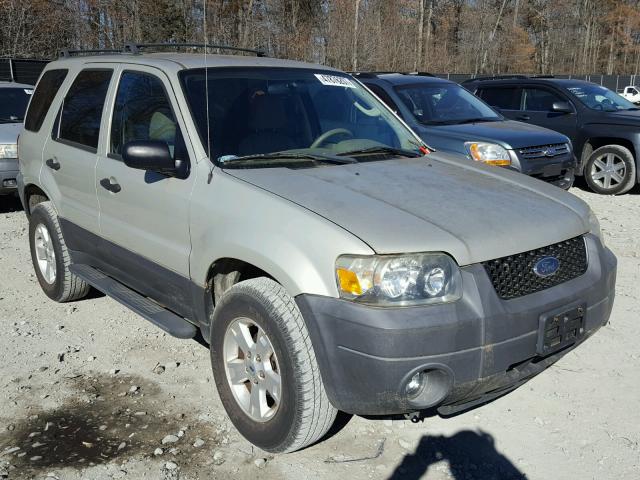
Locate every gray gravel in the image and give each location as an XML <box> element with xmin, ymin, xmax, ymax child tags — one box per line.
<box><xmin>0</xmin><ymin>186</ymin><xmax>639</xmax><ymax>480</ymax></box>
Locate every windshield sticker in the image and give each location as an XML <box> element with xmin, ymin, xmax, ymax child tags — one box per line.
<box><xmin>315</xmin><ymin>74</ymin><xmax>355</xmax><ymax>88</ymax></box>
<box><xmin>24</xmin><ymin>89</ymin><xmax>33</xmax><ymax>95</ymax></box>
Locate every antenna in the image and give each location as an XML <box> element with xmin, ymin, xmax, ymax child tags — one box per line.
<box><xmin>204</xmin><ymin>0</ymin><xmax>213</xmax><ymax>182</ymax></box>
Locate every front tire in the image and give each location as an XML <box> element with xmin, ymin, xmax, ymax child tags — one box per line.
<box><xmin>210</xmin><ymin>277</ymin><xmax>336</xmax><ymax>453</ymax></box>
<box><xmin>584</xmin><ymin>145</ymin><xmax>636</xmax><ymax>195</ymax></box>
<box><xmin>28</xmin><ymin>202</ymin><xmax>90</xmax><ymax>302</ymax></box>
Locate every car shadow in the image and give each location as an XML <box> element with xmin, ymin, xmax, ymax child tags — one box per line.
<box><xmin>388</xmin><ymin>430</ymin><xmax>526</xmax><ymax>480</ymax></box>
<box><xmin>572</xmin><ymin>176</ymin><xmax>640</xmax><ymax>195</ymax></box>
<box><xmin>0</xmin><ymin>194</ymin><xmax>23</xmax><ymax>213</ymax></box>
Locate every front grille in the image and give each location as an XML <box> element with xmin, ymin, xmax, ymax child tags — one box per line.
<box><xmin>483</xmin><ymin>236</ymin><xmax>588</xmax><ymax>300</ymax></box>
<box><xmin>519</xmin><ymin>143</ymin><xmax>569</xmax><ymax>159</ymax></box>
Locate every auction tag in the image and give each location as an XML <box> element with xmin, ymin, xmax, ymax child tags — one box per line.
<box><xmin>315</xmin><ymin>73</ymin><xmax>355</xmax><ymax>88</ymax></box>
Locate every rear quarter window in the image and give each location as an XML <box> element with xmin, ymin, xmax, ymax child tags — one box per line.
<box><xmin>54</xmin><ymin>69</ymin><xmax>113</xmax><ymax>151</ymax></box>
<box><xmin>24</xmin><ymin>69</ymin><xmax>68</xmax><ymax>132</ymax></box>
<box><xmin>478</xmin><ymin>87</ymin><xmax>521</xmax><ymax>110</ymax></box>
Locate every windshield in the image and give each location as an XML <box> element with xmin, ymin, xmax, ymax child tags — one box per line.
<box><xmin>0</xmin><ymin>87</ymin><xmax>32</xmax><ymax>123</ymax></box>
<box><xmin>179</xmin><ymin>68</ymin><xmax>423</xmax><ymax>167</ymax></box>
<box><xmin>566</xmin><ymin>84</ymin><xmax>637</xmax><ymax>111</ymax></box>
<box><xmin>394</xmin><ymin>83</ymin><xmax>501</xmax><ymax>125</ymax></box>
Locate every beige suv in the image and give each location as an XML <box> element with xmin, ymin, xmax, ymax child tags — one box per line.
<box><xmin>18</xmin><ymin>44</ymin><xmax>617</xmax><ymax>453</ymax></box>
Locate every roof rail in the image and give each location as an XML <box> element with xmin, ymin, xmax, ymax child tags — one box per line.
<box><xmin>59</xmin><ymin>48</ymin><xmax>121</xmax><ymax>58</ymax></box>
<box><xmin>123</xmin><ymin>43</ymin><xmax>266</xmax><ymax>57</ymax></box>
<box><xmin>462</xmin><ymin>74</ymin><xmax>530</xmax><ymax>82</ymax></box>
<box><xmin>351</xmin><ymin>71</ymin><xmax>436</xmax><ymax>77</ymax></box>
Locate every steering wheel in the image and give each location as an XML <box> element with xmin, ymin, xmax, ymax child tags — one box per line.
<box><xmin>310</xmin><ymin>128</ymin><xmax>354</xmax><ymax>148</ymax></box>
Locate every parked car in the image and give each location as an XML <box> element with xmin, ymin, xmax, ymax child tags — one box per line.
<box><xmin>354</xmin><ymin>72</ymin><xmax>575</xmax><ymax>189</ymax></box>
<box><xmin>464</xmin><ymin>76</ymin><xmax>640</xmax><ymax>194</ymax></box>
<box><xmin>620</xmin><ymin>85</ymin><xmax>640</xmax><ymax>105</ymax></box>
<box><xmin>0</xmin><ymin>81</ymin><xmax>33</xmax><ymax>198</ymax></box>
<box><xmin>19</xmin><ymin>45</ymin><xmax>616</xmax><ymax>453</ymax></box>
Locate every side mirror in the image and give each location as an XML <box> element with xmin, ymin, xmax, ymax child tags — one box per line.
<box><xmin>552</xmin><ymin>101</ymin><xmax>573</xmax><ymax>114</ymax></box>
<box><xmin>122</xmin><ymin>140</ymin><xmax>176</xmax><ymax>175</ymax></box>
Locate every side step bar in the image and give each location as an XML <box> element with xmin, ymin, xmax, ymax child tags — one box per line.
<box><xmin>70</xmin><ymin>264</ymin><xmax>197</xmax><ymax>339</ymax></box>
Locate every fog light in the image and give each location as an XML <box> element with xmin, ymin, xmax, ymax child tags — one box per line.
<box><xmin>405</xmin><ymin>371</ymin><xmax>426</xmax><ymax>398</ymax></box>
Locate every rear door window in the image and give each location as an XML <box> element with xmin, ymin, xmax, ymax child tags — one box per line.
<box><xmin>478</xmin><ymin>87</ymin><xmax>521</xmax><ymax>110</ymax></box>
<box><xmin>522</xmin><ymin>87</ymin><xmax>566</xmax><ymax>112</ymax></box>
<box><xmin>55</xmin><ymin>69</ymin><xmax>113</xmax><ymax>151</ymax></box>
<box><xmin>24</xmin><ymin>69</ymin><xmax>68</xmax><ymax>132</ymax></box>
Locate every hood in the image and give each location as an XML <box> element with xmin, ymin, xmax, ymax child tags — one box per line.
<box><xmin>598</xmin><ymin>109</ymin><xmax>640</xmax><ymax>125</ymax></box>
<box><xmin>225</xmin><ymin>152</ymin><xmax>591</xmax><ymax>266</ymax></box>
<box><xmin>0</xmin><ymin>122</ymin><xmax>23</xmax><ymax>144</ymax></box>
<box><xmin>417</xmin><ymin>119</ymin><xmax>568</xmax><ymax>150</ymax></box>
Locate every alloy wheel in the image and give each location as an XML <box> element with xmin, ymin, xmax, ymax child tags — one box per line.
<box><xmin>590</xmin><ymin>153</ymin><xmax>627</xmax><ymax>190</ymax></box>
<box><xmin>223</xmin><ymin>317</ymin><xmax>281</xmax><ymax>422</ymax></box>
<box><xmin>34</xmin><ymin>223</ymin><xmax>56</xmax><ymax>284</ymax></box>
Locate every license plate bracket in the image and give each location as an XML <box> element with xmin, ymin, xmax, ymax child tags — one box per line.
<box><xmin>542</xmin><ymin>163</ymin><xmax>563</xmax><ymax>177</ymax></box>
<box><xmin>537</xmin><ymin>305</ymin><xmax>585</xmax><ymax>356</ymax></box>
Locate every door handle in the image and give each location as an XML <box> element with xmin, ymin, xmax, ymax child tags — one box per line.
<box><xmin>45</xmin><ymin>158</ymin><xmax>61</xmax><ymax>171</ymax></box>
<box><xmin>517</xmin><ymin>115</ymin><xmax>531</xmax><ymax>121</ymax></box>
<box><xmin>99</xmin><ymin>177</ymin><xmax>121</xmax><ymax>193</ymax></box>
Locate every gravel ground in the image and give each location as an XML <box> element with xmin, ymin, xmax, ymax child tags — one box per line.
<box><xmin>0</xmin><ymin>183</ymin><xmax>638</xmax><ymax>480</ymax></box>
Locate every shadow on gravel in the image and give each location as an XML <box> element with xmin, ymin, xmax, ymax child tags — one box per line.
<box><xmin>0</xmin><ymin>373</ymin><xmax>216</xmax><ymax>478</ymax></box>
<box><xmin>0</xmin><ymin>194</ymin><xmax>23</xmax><ymax>214</ymax></box>
<box><xmin>388</xmin><ymin>430</ymin><xmax>526</xmax><ymax>480</ymax></box>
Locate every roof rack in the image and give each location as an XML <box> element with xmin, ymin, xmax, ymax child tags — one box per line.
<box><xmin>462</xmin><ymin>74</ymin><xmax>556</xmax><ymax>83</ymax></box>
<box><xmin>123</xmin><ymin>43</ymin><xmax>266</xmax><ymax>57</ymax></box>
<box><xmin>59</xmin><ymin>48</ymin><xmax>121</xmax><ymax>58</ymax></box>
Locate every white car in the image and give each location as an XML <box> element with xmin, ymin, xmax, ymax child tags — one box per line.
<box><xmin>621</xmin><ymin>85</ymin><xmax>640</xmax><ymax>104</ymax></box>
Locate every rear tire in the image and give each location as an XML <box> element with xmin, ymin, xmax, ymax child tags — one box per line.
<box><xmin>210</xmin><ymin>277</ymin><xmax>336</xmax><ymax>453</ymax></box>
<box><xmin>584</xmin><ymin>145</ymin><xmax>636</xmax><ymax>195</ymax></box>
<box><xmin>28</xmin><ymin>202</ymin><xmax>90</xmax><ymax>302</ymax></box>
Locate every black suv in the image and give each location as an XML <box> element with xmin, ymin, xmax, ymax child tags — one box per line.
<box><xmin>356</xmin><ymin>72</ymin><xmax>575</xmax><ymax>189</ymax></box>
<box><xmin>464</xmin><ymin>76</ymin><xmax>640</xmax><ymax>195</ymax></box>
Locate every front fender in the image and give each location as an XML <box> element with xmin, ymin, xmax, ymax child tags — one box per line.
<box><xmin>189</xmin><ymin>169</ymin><xmax>374</xmax><ymax>298</ymax></box>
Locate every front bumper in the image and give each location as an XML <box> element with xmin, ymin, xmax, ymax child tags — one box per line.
<box><xmin>511</xmin><ymin>152</ymin><xmax>576</xmax><ymax>190</ymax></box>
<box><xmin>296</xmin><ymin>235</ymin><xmax>616</xmax><ymax>415</ymax></box>
<box><xmin>0</xmin><ymin>158</ymin><xmax>18</xmax><ymax>195</ymax></box>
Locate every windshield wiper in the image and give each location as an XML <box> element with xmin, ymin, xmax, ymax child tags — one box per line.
<box><xmin>219</xmin><ymin>151</ymin><xmax>357</xmax><ymax>167</ymax></box>
<box><xmin>336</xmin><ymin>146</ymin><xmax>421</xmax><ymax>158</ymax></box>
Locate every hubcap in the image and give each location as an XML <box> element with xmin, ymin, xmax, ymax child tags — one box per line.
<box><xmin>590</xmin><ymin>153</ymin><xmax>626</xmax><ymax>190</ymax></box>
<box><xmin>223</xmin><ymin>318</ymin><xmax>281</xmax><ymax>422</ymax></box>
<box><xmin>34</xmin><ymin>224</ymin><xmax>56</xmax><ymax>284</ymax></box>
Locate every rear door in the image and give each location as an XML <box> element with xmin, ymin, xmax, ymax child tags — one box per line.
<box><xmin>520</xmin><ymin>86</ymin><xmax>578</xmax><ymax>140</ymax></box>
<box><xmin>476</xmin><ymin>85</ymin><xmax>522</xmax><ymax>121</ymax></box>
<box><xmin>95</xmin><ymin>65</ymin><xmax>196</xmax><ymax>316</ymax></box>
<box><xmin>41</xmin><ymin>67</ymin><xmax>114</xmax><ymax>236</ymax></box>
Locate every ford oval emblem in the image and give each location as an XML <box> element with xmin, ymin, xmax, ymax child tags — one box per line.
<box><xmin>533</xmin><ymin>256</ymin><xmax>560</xmax><ymax>277</ymax></box>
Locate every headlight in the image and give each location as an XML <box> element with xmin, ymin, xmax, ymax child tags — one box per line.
<box><xmin>588</xmin><ymin>210</ymin><xmax>605</xmax><ymax>245</ymax></box>
<box><xmin>465</xmin><ymin>142</ymin><xmax>511</xmax><ymax>166</ymax></box>
<box><xmin>335</xmin><ymin>253</ymin><xmax>462</xmax><ymax>306</ymax></box>
<box><xmin>0</xmin><ymin>144</ymin><xmax>18</xmax><ymax>159</ymax></box>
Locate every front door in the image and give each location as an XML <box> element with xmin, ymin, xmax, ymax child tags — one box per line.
<box><xmin>95</xmin><ymin>66</ymin><xmax>196</xmax><ymax>317</ymax></box>
<box><xmin>520</xmin><ymin>86</ymin><xmax>578</xmax><ymax>141</ymax></box>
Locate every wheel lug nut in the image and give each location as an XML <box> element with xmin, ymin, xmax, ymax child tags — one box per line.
<box><xmin>246</xmin><ymin>352</ymin><xmax>251</xmax><ymax>359</ymax></box>
<box><xmin>255</xmin><ymin>355</ymin><xmax>261</xmax><ymax>362</ymax></box>
<box><xmin>259</xmin><ymin>371</ymin><xmax>265</xmax><ymax>379</ymax></box>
